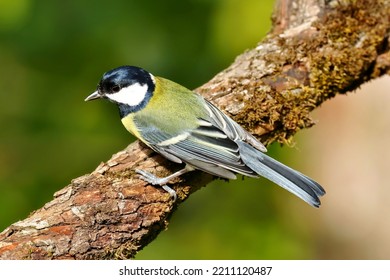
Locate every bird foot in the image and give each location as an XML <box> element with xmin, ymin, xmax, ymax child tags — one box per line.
<box><xmin>136</xmin><ymin>169</ymin><xmax>177</xmax><ymax>202</ymax></box>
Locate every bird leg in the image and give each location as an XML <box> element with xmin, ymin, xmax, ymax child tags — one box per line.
<box><xmin>135</xmin><ymin>164</ymin><xmax>195</xmax><ymax>201</ymax></box>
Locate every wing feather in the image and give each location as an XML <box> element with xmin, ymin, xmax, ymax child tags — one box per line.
<box><xmin>135</xmin><ymin>105</ymin><xmax>257</xmax><ymax>178</ymax></box>
<box><xmin>155</xmin><ymin>133</ymin><xmax>256</xmax><ymax>177</ymax></box>
<box><xmin>204</xmin><ymin>100</ymin><xmax>267</xmax><ymax>152</ymax></box>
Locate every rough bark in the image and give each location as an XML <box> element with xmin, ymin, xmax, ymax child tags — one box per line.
<box><xmin>1</xmin><ymin>0</ymin><xmax>389</xmax><ymax>259</ymax></box>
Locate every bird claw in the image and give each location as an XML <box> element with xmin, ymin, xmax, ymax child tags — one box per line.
<box><xmin>161</xmin><ymin>185</ymin><xmax>177</xmax><ymax>202</ymax></box>
<box><xmin>135</xmin><ymin>169</ymin><xmax>177</xmax><ymax>202</ymax></box>
<box><xmin>135</xmin><ymin>169</ymin><xmax>168</xmax><ymax>185</ymax></box>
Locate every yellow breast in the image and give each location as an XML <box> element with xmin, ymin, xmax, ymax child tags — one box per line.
<box><xmin>121</xmin><ymin>114</ymin><xmax>145</xmax><ymax>142</ymax></box>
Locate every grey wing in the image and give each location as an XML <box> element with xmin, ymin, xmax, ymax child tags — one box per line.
<box><xmin>203</xmin><ymin>99</ymin><xmax>267</xmax><ymax>152</ymax></box>
<box><xmin>139</xmin><ymin>119</ymin><xmax>257</xmax><ymax>179</ymax></box>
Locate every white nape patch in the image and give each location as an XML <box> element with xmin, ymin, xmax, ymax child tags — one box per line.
<box><xmin>149</xmin><ymin>72</ymin><xmax>155</xmax><ymax>84</ymax></box>
<box><xmin>107</xmin><ymin>83</ymin><xmax>148</xmax><ymax>106</ymax></box>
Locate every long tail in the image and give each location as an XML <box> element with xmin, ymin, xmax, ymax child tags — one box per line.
<box><xmin>237</xmin><ymin>141</ymin><xmax>325</xmax><ymax>207</ymax></box>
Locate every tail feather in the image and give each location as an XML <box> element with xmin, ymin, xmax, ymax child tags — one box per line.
<box><xmin>237</xmin><ymin>141</ymin><xmax>325</xmax><ymax>207</ymax></box>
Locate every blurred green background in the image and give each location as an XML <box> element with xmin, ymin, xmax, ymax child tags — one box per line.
<box><xmin>4</xmin><ymin>0</ymin><xmax>387</xmax><ymax>260</ymax></box>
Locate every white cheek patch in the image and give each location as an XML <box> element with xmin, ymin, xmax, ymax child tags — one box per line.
<box><xmin>107</xmin><ymin>83</ymin><xmax>148</xmax><ymax>106</ymax></box>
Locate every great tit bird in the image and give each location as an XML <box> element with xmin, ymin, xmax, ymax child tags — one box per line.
<box><xmin>85</xmin><ymin>66</ymin><xmax>325</xmax><ymax>207</ymax></box>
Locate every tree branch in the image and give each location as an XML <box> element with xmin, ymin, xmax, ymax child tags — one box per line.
<box><xmin>1</xmin><ymin>0</ymin><xmax>389</xmax><ymax>259</ymax></box>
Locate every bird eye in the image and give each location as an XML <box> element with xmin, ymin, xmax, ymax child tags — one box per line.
<box><xmin>111</xmin><ymin>85</ymin><xmax>121</xmax><ymax>93</ymax></box>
